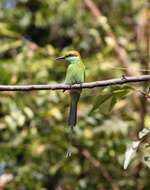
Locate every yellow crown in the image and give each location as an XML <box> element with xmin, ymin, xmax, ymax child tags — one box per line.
<box><xmin>64</xmin><ymin>50</ymin><xmax>80</xmax><ymax>57</ymax></box>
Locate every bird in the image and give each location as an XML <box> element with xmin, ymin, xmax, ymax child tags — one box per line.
<box><xmin>56</xmin><ymin>50</ymin><xmax>85</xmax><ymax>128</ymax></box>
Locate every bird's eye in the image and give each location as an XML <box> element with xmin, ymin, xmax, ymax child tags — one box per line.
<box><xmin>65</xmin><ymin>54</ymin><xmax>72</xmax><ymax>58</ymax></box>
<box><xmin>65</xmin><ymin>54</ymin><xmax>77</xmax><ymax>58</ymax></box>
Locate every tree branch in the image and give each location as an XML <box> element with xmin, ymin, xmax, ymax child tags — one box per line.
<box><xmin>81</xmin><ymin>149</ymin><xmax>120</xmax><ymax>190</ymax></box>
<box><xmin>83</xmin><ymin>0</ymin><xmax>131</xmax><ymax>75</ymax></box>
<box><xmin>0</xmin><ymin>75</ymin><xmax>149</xmax><ymax>91</ymax></box>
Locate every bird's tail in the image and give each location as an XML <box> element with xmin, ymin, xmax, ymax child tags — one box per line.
<box><xmin>68</xmin><ymin>91</ymin><xmax>80</xmax><ymax>128</ymax></box>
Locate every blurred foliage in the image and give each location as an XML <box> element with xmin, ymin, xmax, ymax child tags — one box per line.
<box><xmin>0</xmin><ymin>0</ymin><xmax>150</xmax><ymax>190</ymax></box>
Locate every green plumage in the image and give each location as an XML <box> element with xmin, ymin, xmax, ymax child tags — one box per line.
<box><xmin>64</xmin><ymin>54</ymin><xmax>85</xmax><ymax>128</ymax></box>
<box><xmin>56</xmin><ymin>50</ymin><xmax>85</xmax><ymax>128</ymax></box>
<box><xmin>56</xmin><ymin>50</ymin><xmax>85</xmax><ymax>156</ymax></box>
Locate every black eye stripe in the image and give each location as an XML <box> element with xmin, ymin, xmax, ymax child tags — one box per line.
<box><xmin>65</xmin><ymin>54</ymin><xmax>78</xmax><ymax>58</ymax></box>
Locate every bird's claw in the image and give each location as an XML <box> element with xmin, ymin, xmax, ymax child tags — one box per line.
<box><xmin>121</xmin><ymin>75</ymin><xmax>127</xmax><ymax>80</ymax></box>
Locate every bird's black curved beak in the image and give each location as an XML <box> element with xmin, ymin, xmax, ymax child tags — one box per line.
<box><xmin>55</xmin><ymin>56</ymin><xmax>65</xmax><ymax>60</ymax></box>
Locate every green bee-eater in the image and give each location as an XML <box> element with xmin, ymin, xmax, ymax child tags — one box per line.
<box><xmin>56</xmin><ymin>50</ymin><xmax>85</xmax><ymax>128</ymax></box>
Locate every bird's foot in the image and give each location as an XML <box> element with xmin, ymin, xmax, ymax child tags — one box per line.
<box><xmin>121</xmin><ymin>75</ymin><xmax>127</xmax><ymax>80</ymax></box>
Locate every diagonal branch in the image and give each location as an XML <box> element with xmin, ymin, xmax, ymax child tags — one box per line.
<box><xmin>82</xmin><ymin>149</ymin><xmax>120</xmax><ymax>190</ymax></box>
<box><xmin>0</xmin><ymin>75</ymin><xmax>149</xmax><ymax>91</ymax></box>
<box><xmin>83</xmin><ymin>0</ymin><xmax>131</xmax><ymax>75</ymax></box>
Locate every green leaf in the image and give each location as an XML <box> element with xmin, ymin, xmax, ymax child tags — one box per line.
<box><xmin>111</xmin><ymin>85</ymin><xmax>132</xmax><ymax>99</ymax></box>
<box><xmin>0</xmin><ymin>23</ymin><xmax>20</xmax><ymax>37</ymax></box>
<box><xmin>89</xmin><ymin>93</ymin><xmax>111</xmax><ymax>114</ymax></box>
<box><xmin>109</xmin><ymin>95</ymin><xmax>117</xmax><ymax>111</ymax></box>
<box><xmin>113</xmin><ymin>89</ymin><xmax>129</xmax><ymax>98</ymax></box>
<box><xmin>0</xmin><ymin>40</ymin><xmax>22</xmax><ymax>54</ymax></box>
<box><xmin>110</xmin><ymin>85</ymin><xmax>133</xmax><ymax>91</ymax></box>
<box><xmin>90</xmin><ymin>85</ymin><xmax>132</xmax><ymax>115</ymax></box>
<box><xmin>108</xmin><ymin>85</ymin><xmax>132</xmax><ymax>111</ymax></box>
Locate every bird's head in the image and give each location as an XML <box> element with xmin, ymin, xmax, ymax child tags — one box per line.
<box><xmin>56</xmin><ymin>50</ymin><xmax>81</xmax><ymax>64</ymax></box>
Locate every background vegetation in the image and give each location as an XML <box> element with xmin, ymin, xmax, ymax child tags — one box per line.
<box><xmin>0</xmin><ymin>0</ymin><xmax>150</xmax><ymax>189</ymax></box>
